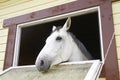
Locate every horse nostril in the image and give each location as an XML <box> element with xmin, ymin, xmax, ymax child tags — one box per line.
<box><xmin>40</xmin><ymin>60</ymin><xmax>44</xmax><ymax>66</ymax></box>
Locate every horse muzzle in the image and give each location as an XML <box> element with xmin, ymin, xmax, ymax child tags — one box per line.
<box><xmin>35</xmin><ymin>55</ymin><xmax>52</xmax><ymax>72</ymax></box>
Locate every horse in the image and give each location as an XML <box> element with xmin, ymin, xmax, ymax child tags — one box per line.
<box><xmin>35</xmin><ymin>17</ymin><xmax>93</xmax><ymax>72</ymax></box>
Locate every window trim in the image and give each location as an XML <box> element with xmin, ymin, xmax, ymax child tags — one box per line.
<box><xmin>3</xmin><ymin>0</ymin><xmax>119</xmax><ymax>80</ymax></box>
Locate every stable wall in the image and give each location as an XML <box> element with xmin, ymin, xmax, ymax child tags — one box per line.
<box><xmin>112</xmin><ymin>1</ymin><xmax>120</xmax><ymax>76</ymax></box>
<box><xmin>0</xmin><ymin>0</ymin><xmax>120</xmax><ymax>80</ymax></box>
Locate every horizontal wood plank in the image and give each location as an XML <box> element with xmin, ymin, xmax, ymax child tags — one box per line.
<box><xmin>0</xmin><ymin>52</ymin><xmax>5</xmax><ymax>61</ymax></box>
<box><xmin>118</xmin><ymin>60</ymin><xmax>120</xmax><ymax>72</ymax></box>
<box><xmin>0</xmin><ymin>0</ymin><xmax>75</xmax><ymax>20</ymax></box>
<box><xmin>0</xmin><ymin>36</ymin><xmax>7</xmax><ymax>44</ymax></box>
<box><xmin>0</xmin><ymin>0</ymin><xmax>30</xmax><ymax>10</ymax></box>
<box><xmin>114</xmin><ymin>24</ymin><xmax>120</xmax><ymax>35</ymax></box>
<box><xmin>0</xmin><ymin>21</ymin><xmax>3</xmax><ymax>29</ymax></box>
<box><xmin>0</xmin><ymin>44</ymin><xmax>6</xmax><ymax>52</ymax></box>
<box><xmin>112</xmin><ymin>1</ymin><xmax>120</xmax><ymax>14</ymax></box>
<box><xmin>113</xmin><ymin>14</ymin><xmax>120</xmax><ymax>25</ymax></box>
<box><xmin>0</xmin><ymin>62</ymin><xmax>101</xmax><ymax>80</ymax></box>
<box><xmin>117</xmin><ymin>47</ymin><xmax>120</xmax><ymax>59</ymax></box>
<box><xmin>0</xmin><ymin>60</ymin><xmax>4</xmax><ymax>69</ymax></box>
<box><xmin>0</xmin><ymin>29</ymin><xmax>8</xmax><ymax>37</ymax></box>
<box><xmin>0</xmin><ymin>0</ymin><xmax>54</xmax><ymax>16</ymax></box>
<box><xmin>115</xmin><ymin>36</ymin><xmax>120</xmax><ymax>47</ymax></box>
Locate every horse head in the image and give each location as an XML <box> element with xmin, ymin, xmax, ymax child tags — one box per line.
<box><xmin>35</xmin><ymin>17</ymin><xmax>92</xmax><ymax>72</ymax></box>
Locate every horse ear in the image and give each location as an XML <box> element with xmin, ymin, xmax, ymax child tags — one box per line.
<box><xmin>52</xmin><ymin>26</ymin><xmax>56</xmax><ymax>31</ymax></box>
<box><xmin>63</xmin><ymin>17</ymin><xmax>71</xmax><ymax>31</ymax></box>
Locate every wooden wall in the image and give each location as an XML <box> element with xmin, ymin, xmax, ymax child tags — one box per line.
<box><xmin>112</xmin><ymin>1</ymin><xmax>120</xmax><ymax>75</ymax></box>
<box><xmin>0</xmin><ymin>0</ymin><xmax>120</xmax><ymax>80</ymax></box>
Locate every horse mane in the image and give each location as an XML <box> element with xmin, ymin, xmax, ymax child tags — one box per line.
<box><xmin>69</xmin><ymin>32</ymin><xmax>93</xmax><ymax>60</ymax></box>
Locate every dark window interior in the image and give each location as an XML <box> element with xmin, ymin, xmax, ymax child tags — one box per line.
<box><xmin>18</xmin><ymin>11</ymin><xmax>101</xmax><ymax>66</ymax></box>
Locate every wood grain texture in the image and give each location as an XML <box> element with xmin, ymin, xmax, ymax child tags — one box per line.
<box><xmin>115</xmin><ymin>36</ymin><xmax>120</xmax><ymax>47</ymax></box>
<box><xmin>0</xmin><ymin>44</ymin><xmax>6</xmax><ymax>52</ymax></box>
<box><xmin>3</xmin><ymin>25</ymin><xmax>17</xmax><ymax>70</ymax></box>
<box><xmin>112</xmin><ymin>1</ymin><xmax>120</xmax><ymax>14</ymax></box>
<box><xmin>0</xmin><ymin>52</ymin><xmax>5</xmax><ymax>61</ymax></box>
<box><xmin>113</xmin><ymin>14</ymin><xmax>120</xmax><ymax>25</ymax></box>
<box><xmin>114</xmin><ymin>24</ymin><xmax>120</xmax><ymax>35</ymax></box>
<box><xmin>0</xmin><ymin>29</ymin><xmax>8</xmax><ymax>37</ymax></box>
<box><xmin>117</xmin><ymin>47</ymin><xmax>120</xmax><ymax>59</ymax></box>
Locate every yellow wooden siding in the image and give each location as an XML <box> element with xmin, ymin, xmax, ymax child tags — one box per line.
<box><xmin>0</xmin><ymin>61</ymin><xmax>4</xmax><ymax>72</ymax></box>
<box><xmin>0</xmin><ymin>21</ymin><xmax>3</xmax><ymax>29</ymax></box>
<box><xmin>0</xmin><ymin>0</ymin><xmax>30</xmax><ymax>9</ymax></box>
<box><xmin>115</xmin><ymin>36</ymin><xmax>120</xmax><ymax>47</ymax></box>
<box><xmin>98</xmin><ymin>78</ymin><xmax>106</xmax><ymax>80</ymax></box>
<box><xmin>0</xmin><ymin>0</ymin><xmax>76</xmax><ymax>22</ymax></box>
<box><xmin>0</xmin><ymin>44</ymin><xmax>6</xmax><ymax>52</ymax></box>
<box><xmin>0</xmin><ymin>29</ymin><xmax>8</xmax><ymax>37</ymax></box>
<box><xmin>112</xmin><ymin>1</ymin><xmax>120</xmax><ymax>78</ymax></box>
<box><xmin>117</xmin><ymin>47</ymin><xmax>120</xmax><ymax>59</ymax></box>
<box><xmin>114</xmin><ymin>24</ymin><xmax>120</xmax><ymax>35</ymax></box>
<box><xmin>0</xmin><ymin>36</ymin><xmax>7</xmax><ymax>44</ymax></box>
<box><xmin>113</xmin><ymin>14</ymin><xmax>120</xmax><ymax>25</ymax></box>
<box><xmin>0</xmin><ymin>52</ymin><xmax>5</xmax><ymax>61</ymax></box>
<box><xmin>112</xmin><ymin>1</ymin><xmax>120</xmax><ymax>14</ymax></box>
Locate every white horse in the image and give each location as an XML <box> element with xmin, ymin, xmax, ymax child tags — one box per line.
<box><xmin>35</xmin><ymin>17</ymin><xmax>93</xmax><ymax>71</ymax></box>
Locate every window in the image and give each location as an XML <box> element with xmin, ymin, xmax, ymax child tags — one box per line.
<box><xmin>3</xmin><ymin>0</ymin><xmax>119</xmax><ymax>80</ymax></box>
<box><xmin>13</xmin><ymin>7</ymin><xmax>103</xmax><ymax>66</ymax></box>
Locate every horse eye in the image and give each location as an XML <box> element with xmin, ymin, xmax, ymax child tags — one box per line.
<box><xmin>56</xmin><ymin>36</ymin><xmax>62</xmax><ymax>41</ymax></box>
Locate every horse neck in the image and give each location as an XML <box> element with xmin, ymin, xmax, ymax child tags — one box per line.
<box><xmin>68</xmin><ymin>33</ymin><xmax>88</xmax><ymax>61</ymax></box>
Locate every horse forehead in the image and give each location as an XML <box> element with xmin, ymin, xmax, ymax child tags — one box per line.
<box><xmin>53</xmin><ymin>29</ymin><xmax>67</xmax><ymax>36</ymax></box>
<box><xmin>46</xmin><ymin>30</ymin><xmax>65</xmax><ymax>42</ymax></box>
<box><xmin>46</xmin><ymin>31</ymin><xmax>59</xmax><ymax>41</ymax></box>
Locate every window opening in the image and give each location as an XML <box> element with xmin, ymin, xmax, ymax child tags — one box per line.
<box><xmin>13</xmin><ymin>7</ymin><xmax>103</xmax><ymax>66</ymax></box>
